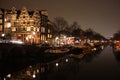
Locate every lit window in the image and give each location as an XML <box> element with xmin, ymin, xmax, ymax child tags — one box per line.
<box><xmin>12</xmin><ymin>27</ymin><xmax>16</xmax><ymax>31</ymax></box>
<box><xmin>41</xmin><ymin>35</ymin><xmax>46</xmax><ymax>41</ymax></box>
<box><xmin>48</xmin><ymin>29</ymin><xmax>50</xmax><ymax>33</ymax></box>
<box><xmin>41</xmin><ymin>27</ymin><xmax>45</xmax><ymax>32</ymax></box>
<box><xmin>37</xmin><ymin>28</ymin><xmax>39</xmax><ymax>32</ymax></box>
<box><xmin>27</xmin><ymin>27</ymin><xmax>31</xmax><ymax>31</ymax></box>
<box><xmin>48</xmin><ymin>34</ymin><xmax>50</xmax><ymax>38</ymax></box>
<box><xmin>33</xmin><ymin>27</ymin><xmax>36</xmax><ymax>31</ymax></box>
<box><xmin>50</xmin><ymin>34</ymin><xmax>52</xmax><ymax>38</ymax></box>
<box><xmin>0</xmin><ymin>19</ymin><xmax>2</xmax><ymax>23</ymax></box>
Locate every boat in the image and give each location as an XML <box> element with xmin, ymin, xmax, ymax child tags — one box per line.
<box><xmin>44</xmin><ymin>47</ymin><xmax>70</xmax><ymax>54</ymax></box>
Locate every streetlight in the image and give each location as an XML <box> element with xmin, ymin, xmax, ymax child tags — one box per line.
<box><xmin>1</xmin><ymin>33</ymin><xmax>5</xmax><ymax>37</ymax></box>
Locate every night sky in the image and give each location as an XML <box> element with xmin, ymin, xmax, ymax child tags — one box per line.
<box><xmin>0</xmin><ymin>0</ymin><xmax>120</xmax><ymax>38</ymax></box>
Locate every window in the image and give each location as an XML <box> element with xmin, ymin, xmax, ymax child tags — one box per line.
<box><xmin>48</xmin><ymin>29</ymin><xmax>50</xmax><ymax>33</ymax></box>
<box><xmin>31</xmin><ymin>27</ymin><xmax>34</xmax><ymax>31</ymax></box>
<box><xmin>33</xmin><ymin>27</ymin><xmax>36</xmax><ymax>31</ymax></box>
<box><xmin>27</xmin><ymin>21</ymin><xmax>30</xmax><ymax>24</ymax></box>
<box><xmin>0</xmin><ymin>15</ymin><xmax>2</xmax><ymax>18</ymax></box>
<box><xmin>50</xmin><ymin>34</ymin><xmax>52</xmax><ymax>38</ymax></box>
<box><xmin>47</xmin><ymin>34</ymin><xmax>52</xmax><ymax>38</ymax></box>
<box><xmin>48</xmin><ymin>34</ymin><xmax>50</xmax><ymax>38</ymax></box>
<box><xmin>23</xmin><ymin>21</ymin><xmax>25</xmax><ymax>24</ymax></box>
<box><xmin>0</xmin><ymin>19</ymin><xmax>2</xmax><ymax>23</ymax></box>
<box><xmin>41</xmin><ymin>35</ymin><xmax>45</xmax><ymax>41</ymax></box>
<box><xmin>37</xmin><ymin>28</ymin><xmax>39</xmax><ymax>32</ymax></box>
<box><xmin>27</xmin><ymin>27</ymin><xmax>31</xmax><ymax>31</ymax></box>
<box><xmin>23</xmin><ymin>27</ymin><xmax>26</xmax><ymax>31</ymax></box>
<box><xmin>12</xmin><ymin>27</ymin><xmax>16</xmax><ymax>31</ymax></box>
<box><xmin>41</xmin><ymin>27</ymin><xmax>45</xmax><ymax>33</ymax></box>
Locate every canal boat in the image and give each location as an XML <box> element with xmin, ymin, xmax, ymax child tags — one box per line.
<box><xmin>44</xmin><ymin>47</ymin><xmax>70</xmax><ymax>54</ymax></box>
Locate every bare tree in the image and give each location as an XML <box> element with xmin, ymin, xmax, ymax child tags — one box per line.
<box><xmin>53</xmin><ymin>17</ymin><xmax>69</xmax><ymax>36</ymax></box>
<box><xmin>113</xmin><ymin>30</ymin><xmax>120</xmax><ymax>40</ymax></box>
<box><xmin>69</xmin><ymin>21</ymin><xmax>83</xmax><ymax>37</ymax></box>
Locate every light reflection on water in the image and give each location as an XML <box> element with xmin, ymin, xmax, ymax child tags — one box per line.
<box><xmin>1</xmin><ymin>45</ymin><xmax>120</xmax><ymax>80</ymax></box>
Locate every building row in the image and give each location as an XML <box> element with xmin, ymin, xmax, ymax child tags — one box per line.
<box><xmin>0</xmin><ymin>7</ymin><xmax>53</xmax><ymax>44</ymax></box>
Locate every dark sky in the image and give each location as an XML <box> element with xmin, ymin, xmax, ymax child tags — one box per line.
<box><xmin>0</xmin><ymin>0</ymin><xmax>120</xmax><ymax>38</ymax></box>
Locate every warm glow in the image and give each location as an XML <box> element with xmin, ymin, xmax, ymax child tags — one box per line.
<box><xmin>12</xmin><ymin>27</ymin><xmax>16</xmax><ymax>31</ymax></box>
<box><xmin>6</xmin><ymin>74</ymin><xmax>11</xmax><ymax>78</ymax></box>
<box><xmin>1</xmin><ymin>33</ymin><xmax>5</xmax><ymax>37</ymax></box>
<box><xmin>27</xmin><ymin>27</ymin><xmax>31</xmax><ymax>31</ymax></box>
<box><xmin>66</xmin><ymin>59</ymin><xmax>68</xmax><ymax>62</ymax></box>
<box><xmin>7</xmin><ymin>23</ymin><xmax>11</xmax><ymax>28</ymax></box>
<box><xmin>56</xmin><ymin>63</ymin><xmax>59</xmax><ymax>67</ymax></box>
<box><xmin>32</xmin><ymin>74</ymin><xmax>36</xmax><ymax>78</ymax></box>
<box><xmin>32</xmin><ymin>32</ymin><xmax>36</xmax><ymax>35</ymax></box>
<box><xmin>4</xmin><ymin>18</ymin><xmax>7</xmax><ymax>22</ymax></box>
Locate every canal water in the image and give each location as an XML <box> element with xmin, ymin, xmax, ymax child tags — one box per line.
<box><xmin>42</xmin><ymin>45</ymin><xmax>120</xmax><ymax>80</ymax></box>
<box><xmin>1</xmin><ymin>45</ymin><xmax>120</xmax><ymax>80</ymax></box>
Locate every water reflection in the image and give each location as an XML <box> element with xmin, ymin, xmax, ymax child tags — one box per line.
<box><xmin>1</xmin><ymin>47</ymin><xmax>104</xmax><ymax>80</ymax></box>
<box><xmin>113</xmin><ymin>48</ymin><xmax>120</xmax><ymax>66</ymax></box>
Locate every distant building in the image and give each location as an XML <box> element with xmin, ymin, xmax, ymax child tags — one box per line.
<box><xmin>0</xmin><ymin>9</ymin><xmax>4</xmax><ymax>36</ymax></box>
<box><xmin>0</xmin><ymin>7</ymin><xmax>53</xmax><ymax>44</ymax></box>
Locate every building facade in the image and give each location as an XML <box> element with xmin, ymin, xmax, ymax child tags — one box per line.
<box><xmin>0</xmin><ymin>9</ymin><xmax>4</xmax><ymax>37</ymax></box>
<box><xmin>0</xmin><ymin>7</ymin><xmax>53</xmax><ymax>44</ymax></box>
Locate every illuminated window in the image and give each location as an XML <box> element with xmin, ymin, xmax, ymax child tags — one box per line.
<box><xmin>41</xmin><ymin>35</ymin><xmax>46</xmax><ymax>41</ymax></box>
<box><xmin>27</xmin><ymin>27</ymin><xmax>31</xmax><ymax>31</ymax></box>
<box><xmin>48</xmin><ymin>34</ymin><xmax>52</xmax><ymax>38</ymax></box>
<box><xmin>37</xmin><ymin>28</ymin><xmax>39</xmax><ymax>32</ymax></box>
<box><xmin>50</xmin><ymin>34</ymin><xmax>52</xmax><ymax>38</ymax></box>
<box><xmin>27</xmin><ymin>21</ymin><xmax>30</xmax><ymax>24</ymax></box>
<box><xmin>48</xmin><ymin>34</ymin><xmax>50</xmax><ymax>38</ymax></box>
<box><xmin>48</xmin><ymin>29</ymin><xmax>50</xmax><ymax>33</ymax></box>
<box><xmin>41</xmin><ymin>27</ymin><xmax>45</xmax><ymax>32</ymax></box>
<box><xmin>12</xmin><ymin>27</ymin><xmax>16</xmax><ymax>31</ymax></box>
<box><xmin>0</xmin><ymin>19</ymin><xmax>2</xmax><ymax>23</ymax></box>
<box><xmin>41</xmin><ymin>35</ymin><xmax>44</xmax><ymax>40</ymax></box>
<box><xmin>33</xmin><ymin>27</ymin><xmax>36</xmax><ymax>31</ymax></box>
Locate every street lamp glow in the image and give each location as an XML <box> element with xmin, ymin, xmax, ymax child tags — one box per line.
<box><xmin>55</xmin><ymin>37</ymin><xmax>59</xmax><ymax>40</ymax></box>
<box><xmin>6</xmin><ymin>74</ymin><xmax>11</xmax><ymax>78</ymax></box>
<box><xmin>32</xmin><ymin>74</ymin><xmax>36</xmax><ymax>78</ymax></box>
<box><xmin>66</xmin><ymin>59</ymin><xmax>68</xmax><ymax>62</ymax></box>
<box><xmin>2</xmin><ymin>33</ymin><xmax>5</xmax><ymax>37</ymax></box>
<box><xmin>56</xmin><ymin>63</ymin><xmax>59</xmax><ymax>67</ymax></box>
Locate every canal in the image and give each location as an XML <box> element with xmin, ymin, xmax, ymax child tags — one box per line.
<box><xmin>1</xmin><ymin>45</ymin><xmax>120</xmax><ymax>80</ymax></box>
<box><xmin>43</xmin><ymin>45</ymin><xmax>120</xmax><ymax>80</ymax></box>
